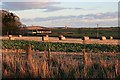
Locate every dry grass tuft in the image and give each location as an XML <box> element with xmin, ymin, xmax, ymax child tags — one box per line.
<box><xmin>2</xmin><ymin>48</ymin><xmax>120</xmax><ymax>78</ymax></box>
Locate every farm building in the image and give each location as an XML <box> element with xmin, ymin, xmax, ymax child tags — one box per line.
<box><xmin>19</xmin><ymin>26</ymin><xmax>52</xmax><ymax>35</ymax></box>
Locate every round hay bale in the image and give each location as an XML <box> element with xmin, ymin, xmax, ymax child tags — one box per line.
<box><xmin>46</xmin><ymin>35</ymin><xmax>49</xmax><ymax>37</ymax></box>
<box><xmin>59</xmin><ymin>35</ymin><xmax>66</xmax><ymax>40</ymax></box>
<box><xmin>8</xmin><ymin>35</ymin><xmax>12</xmax><ymax>37</ymax></box>
<box><xmin>110</xmin><ymin>36</ymin><xmax>113</xmax><ymax>40</ymax></box>
<box><xmin>8</xmin><ymin>35</ymin><xmax>14</xmax><ymax>40</ymax></box>
<box><xmin>9</xmin><ymin>37</ymin><xmax>14</xmax><ymax>40</ymax></box>
<box><xmin>42</xmin><ymin>36</ymin><xmax>49</xmax><ymax>41</ymax></box>
<box><xmin>100</xmin><ymin>36</ymin><xmax>106</xmax><ymax>40</ymax></box>
<box><xmin>18</xmin><ymin>35</ymin><xmax>22</xmax><ymax>37</ymax></box>
<box><xmin>82</xmin><ymin>36</ymin><xmax>89</xmax><ymax>40</ymax></box>
<box><xmin>61</xmin><ymin>37</ymin><xmax>66</xmax><ymax>40</ymax></box>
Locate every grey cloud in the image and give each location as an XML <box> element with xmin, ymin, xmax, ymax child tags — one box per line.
<box><xmin>24</xmin><ymin>18</ymin><xmax>117</xmax><ymax>27</ymax></box>
<box><xmin>2</xmin><ymin>2</ymin><xmax>83</xmax><ymax>12</ymax></box>
<box><xmin>82</xmin><ymin>12</ymin><xmax>118</xmax><ymax>19</ymax></box>
<box><xmin>44</xmin><ymin>7</ymin><xmax>83</xmax><ymax>12</ymax></box>
<box><xmin>21</xmin><ymin>12</ymin><xmax>118</xmax><ymax>22</ymax></box>
<box><xmin>2</xmin><ymin>2</ymin><xmax>60</xmax><ymax>11</ymax></box>
<box><xmin>21</xmin><ymin>12</ymin><xmax>118</xmax><ymax>27</ymax></box>
<box><xmin>74</xmin><ymin>8</ymin><xmax>83</xmax><ymax>10</ymax></box>
<box><xmin>44</xmin><ymin>6</ymin><xmax>65</xmax><ymax>12</ymax></box>
<box><xmin>21</xmin><ymin>16</ymin><xmax>76</xmax><ymax>22</ymax></box>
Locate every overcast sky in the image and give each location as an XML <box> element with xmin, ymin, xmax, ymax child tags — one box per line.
<box><xmin>1</xmin><ymin>0</ymin><xmax>119</xmax><ymax>27</ymax></box>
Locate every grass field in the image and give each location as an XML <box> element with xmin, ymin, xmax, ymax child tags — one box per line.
<box><xmin>21</xmin><ymin>27</ymin><xmax>120</xmax><ymax>39</ymax></box>
<box><xmin>2</xmin><ymin>49</ymin><xmax>120</xmax><ymax>78</ymax></box>
<box><xmin>48</xmin><ymin>27</ymin><xmax>120</xmax><ymax>39</ymax></box>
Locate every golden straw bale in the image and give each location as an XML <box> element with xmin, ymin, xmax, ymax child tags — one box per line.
<box><xmin>110</xmin><ymin>36</ymin><xmax>113</xmax><ymax>40</ymax></box>
<box><xmin>18</xmin><ymin>35</ymin><xmax>22</xmax><ymax>37</ymax></box>
<box><xmin>42</xmin><ymin>35</ymin><xmax>49</xmax><ymax>41</ymax></box>
<box><xmin>100</xmin><ymin>36</ymin><xmax>106</xmax><ymax>40</ymax></box>
<box><xmin>59</xmin><ymin>35</ymin><xmax>66</xmax><ymax>40</ymax></box>
<box><xmin>8</xmin><ymin>35</ymin><xmax>12</xmax><ymax>37</ymax></box>
<box><xmin>82</xmin><ymin>36</ymin><xmax>89</xmax><ymax>40</ymax></box>
<box><xmin>8</xmin><ymin>35</ymin><xmax>14</xmax><ymax>40</ymax></box>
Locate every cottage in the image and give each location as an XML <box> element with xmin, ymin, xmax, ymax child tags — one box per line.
<box><xmin>19</xmin><ymin>26</ymin><xmax>52</xmax><ymax>35</ymax></box>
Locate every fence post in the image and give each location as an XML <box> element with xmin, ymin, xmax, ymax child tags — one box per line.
<box><xmin>47</xmin><ymin>42</ymin><xmax>52</xmax><ymax>66</ymax></box>
<box><xmin>25</xmin><ymin>44</ymin><xmax>33</xmax><ymax>60</ymax></box>
<box><xmin>82</xmin><ymin>39</ymin><xmax>88</xmax><ymax>77</ymax></box>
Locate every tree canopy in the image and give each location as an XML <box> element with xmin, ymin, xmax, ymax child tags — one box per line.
<box><xmin>1</xmin><ymin>10</ymin><xmax>22</xmax><ymax>35</ymax></box>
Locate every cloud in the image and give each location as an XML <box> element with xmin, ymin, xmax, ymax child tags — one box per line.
<box><xmin>44</xmin><ymin>6</ymin><xmax>65</xmax><ymax>12</ymax></box>
<box><xmin>2</xmin><ymin>2</ymin><xmax>83</xmax><ymax>12</ymax></box>
<box><xmin>83</xmin><ymin>12</ymin><xmax>118</xmax><ymax>19</ymax></box>
<box><xmin>22</xmin><ymin>12</ymin><xmax>118</xmax><ymax>21</ymax></box>
<box><xmin>2</xmin><ymin>2</ymin><xmax>60</xmax><ymax>11</ymax></box>
<box><xmin>1</xmin><ymin>0</ymin><xmax>119</xmax><ymax>2</ymax></box>
<box><xmin>21</xmin><ymin>12</ymin><xmax>118</xmax><ymax>27</ymax></box>
<box><xmin>2</xmin><ymin>0</ymin><xmax>55</xmax><ymax>2</ymax></box>
<box><xmin>44</xmin><ymin>6</ymin><xmax>83</xmax><ymax>12</ymax></box>
<box><xmin>23</xmin><ymin>18</ymin><xmax>117</xmax><ymax>27</ymax></box>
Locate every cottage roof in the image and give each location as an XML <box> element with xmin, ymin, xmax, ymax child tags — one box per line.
<box><xmin>20</xmin><ymin>26</ymin><xmax>51</xmax><ymax>31</ymax></box>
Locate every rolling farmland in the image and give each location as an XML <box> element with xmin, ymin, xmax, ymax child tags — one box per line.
<box><xmin>1</xmin><ymin>39</ymin><xmax>120</xmax><ymax>78</ymax></box>
<box><xmin>1</xmin><ymin>27</ymin><xmax>120</xmax><ymax>79</ymax></box>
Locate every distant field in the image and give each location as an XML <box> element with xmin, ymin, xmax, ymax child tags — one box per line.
<box><xmin>49</xmin><ymin>27</ymin><xmax>120</xmax><ymax>39</ymax></box>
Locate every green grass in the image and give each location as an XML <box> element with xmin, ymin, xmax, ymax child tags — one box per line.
<box><xmin>50</xmin><ymin>28</ymin><xmax>120</xmax><ymax>39</ymax></box>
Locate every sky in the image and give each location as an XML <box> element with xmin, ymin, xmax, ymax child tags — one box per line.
<box><xmin>1</xmin><ymin>0</ymin><xmax>119</xmax><ymax>28</ymax></box>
